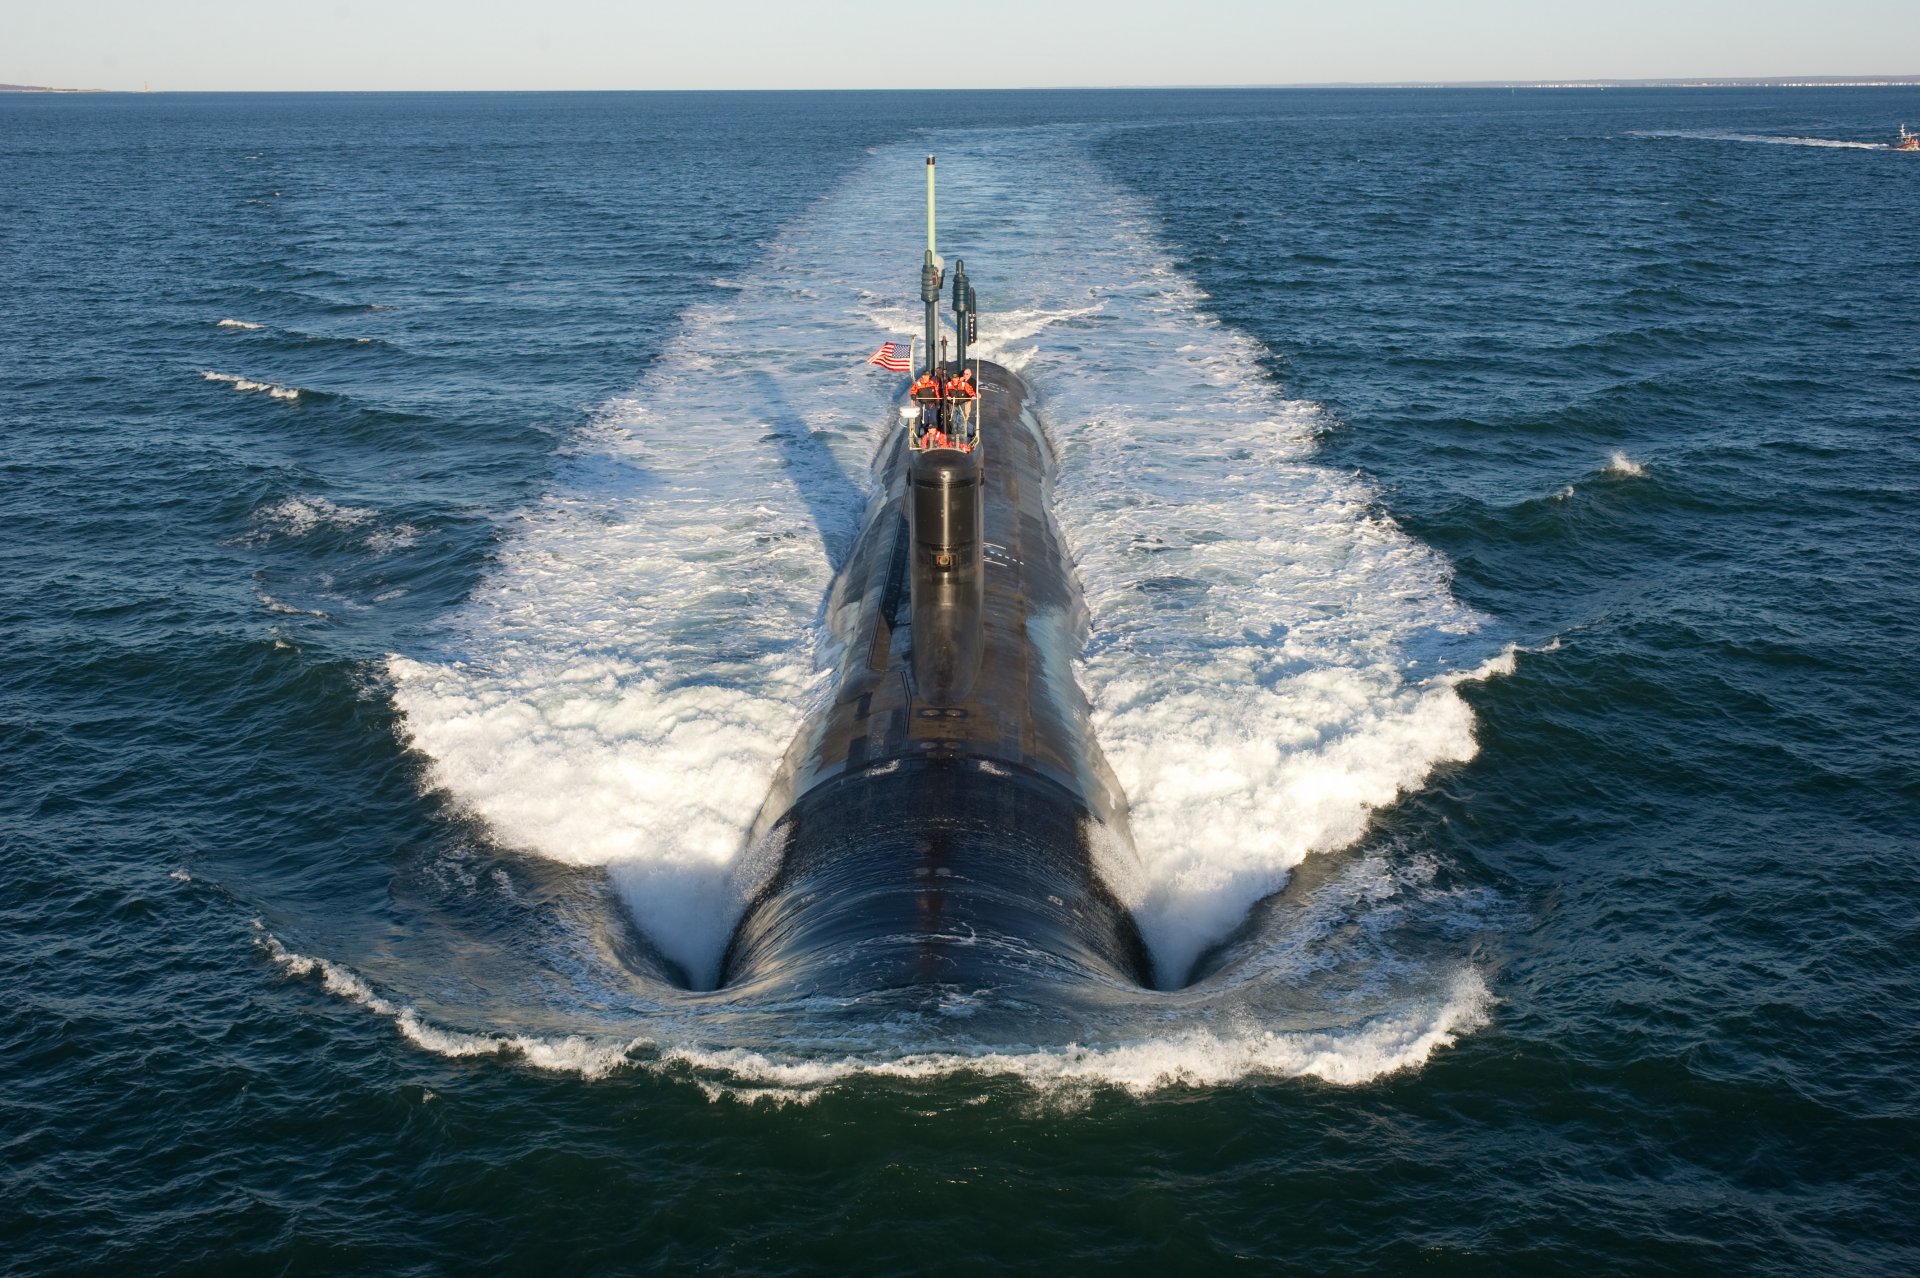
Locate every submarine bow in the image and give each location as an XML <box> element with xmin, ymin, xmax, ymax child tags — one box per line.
<box><xmin>720</xmin><ymin>356</ymin><xmax>1151</xmax><ymax>992</ymax></box>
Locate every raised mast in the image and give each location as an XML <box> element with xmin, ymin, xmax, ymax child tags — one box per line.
<box><xmin>951</xmin><ymin>258</ymin><xmax>971</xmax><ymax>369</ymax></box>
<box><xmin>920</xmin><ymin>155</ymin><xmax>943</xmax><ymax>377</ymax></box>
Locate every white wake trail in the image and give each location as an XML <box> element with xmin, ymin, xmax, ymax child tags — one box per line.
<box><xmin>388</xmin><ymin>132</ymin><xmax>1506</xmax><ymax>1081</ymax></box>
<box><xmin>1631</xmin><ymin>128</ymin><xmax>1890</xmax><ymax>151</ymax></box>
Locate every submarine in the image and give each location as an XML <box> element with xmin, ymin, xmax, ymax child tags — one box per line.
<box><xmin>720</xmin><ymin>156</ymin><xmax>1153</xmax><ymax>994</ymax></box>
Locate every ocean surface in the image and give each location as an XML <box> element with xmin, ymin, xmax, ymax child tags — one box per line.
<box><xmin>3</xmin><ymin>87</ymin><xmax>1917</xmax><ymax>1273</ymax></box>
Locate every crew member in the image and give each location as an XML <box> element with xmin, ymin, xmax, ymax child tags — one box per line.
<box><xmin>910</xmin><ymin>369</ymin><xmax>944</xmax><ymax>444</ymax></box>
<box><xmin>910</xmin><ymin>368</ymin><xmax>948</xmax><ymax>443</ymax></box>
<box><xmin>942</xmin><ymin>367</ymin><xmax>976</xmax><ymax>400</ymax></box>
<box><xmin>941</xmin><ymin>367</ymin><xmax>977</xmax><ymax>448</ymax></box>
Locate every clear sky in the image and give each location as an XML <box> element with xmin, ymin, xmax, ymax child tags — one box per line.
<box><xmin>6</xmin><ymin>0</ymin><xmax>1917</xmax><ymax>92</ymax></box>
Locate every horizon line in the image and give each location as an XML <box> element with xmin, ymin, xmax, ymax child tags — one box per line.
<box><xmin>7</xmin><ymin>75</ymin><xmax>1920</xmax><ymax>95</ymax></box>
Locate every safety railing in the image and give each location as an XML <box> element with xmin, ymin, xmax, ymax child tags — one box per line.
<box><xmin>906</xmin><ymin>394</ymin><xmax>979</xmax><ymax>454</ymax></box>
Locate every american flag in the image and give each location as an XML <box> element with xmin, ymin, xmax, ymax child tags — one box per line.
<box><xmin>867</xmin><ymin>341</ymin><xmax>912</xmax><ymax>372</ymax></box>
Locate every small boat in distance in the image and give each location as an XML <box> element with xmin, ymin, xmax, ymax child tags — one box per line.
<box><xmin>1894</xmin><ymin>124</ymin><xmax>1919</xmax><ymax>151</ymax></box>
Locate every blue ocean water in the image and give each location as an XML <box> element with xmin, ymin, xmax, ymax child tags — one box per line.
<box><xmin>3</xmin><ymin>88</ymin><xmax>1917</xmax><ymax>1272</ymax></box>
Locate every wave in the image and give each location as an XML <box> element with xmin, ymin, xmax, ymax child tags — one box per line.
<box><xmin>641</xmin><ymin>976</ymin><xmax>1489</xmax><ymax>1100</ymax></box>
<box><xmin>1607</xmin><ymin>450</ymin><xmax>1648</xmax><ymax>478</ymax></box>
<box><xmin>363</xmin><ymin>525</ymin><xmax>423</xmax><ymax>553</ymax></box>
<box><xmin>285</xmin><ymin>329</ymin><xmax>382</xmax><ymax>348</ymax></box>
<box><xmin>216</xmin><ymin>318</ymin><xmax>264</xmax><ymax>330</ymax></box>
<box><xmin>250</xmin><ymin>495</ymin><xmax>423</xmax><ymax>555</ymax></box>
<box><xmin>254</xmin><ymin>591</ymin><xmax>328</xmax><ymax>618</ymax></box>
<box><xmin>256</xmin><ymin>923</ymin><xmax>1489</xmax><ymax>1098</ymax></box>
<box><xmin>255</xmin><ymin>925</ymin><xmax>635</xmax><ymax>1077</ymax></box>
<box><xmin>202</xmin><ymin>370</ymin><xmax>302</xmax><ymax>400</ymax></box>
<box><xmin>1631</xmin><ymin>129</ymin><xmax>1888</xmax><ymax>151</ymax></box>
<box><xmin>259</xmin><ymin>494</ymin><xmax>376</xmax><ymax>534</ymax></box>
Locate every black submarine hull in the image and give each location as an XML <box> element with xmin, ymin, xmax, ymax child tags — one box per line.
<box><xmin>719</xmin><ymin>361</ymin><xmax>1151</xmax><ymax>992</ymax></box>
<box><xmin>723</xmin><ymin>761</ymin><xmax>1147</xmax><ymax>991</ymax></box>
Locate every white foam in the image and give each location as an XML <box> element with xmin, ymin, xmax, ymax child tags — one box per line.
<box><xmin>203</xmin><ymin>370</ymin><xmax>300</xmax><ymax>400</ymax></box>
<box><xmin>251</xmin><ymin>496</ymin><xmax>424</xmax><ymax>558</ymax></box>
<box><xmin>1607</xmin><ymin>450</ymin><xmax>1647</xmax><ymax>478</ymax></box>
<box><xmin>258</xmin><ymin>922</ymin><xmax>1488</xmax><ymax>1097</ymax></box>
<box><xmin>661</xmin><ymin>973</ymin><xmax>1488</xmax><ymax>1101</ymax></box>
<box><xmin>216</xmin><ymin>318</ymin><xmax>264</xmax><ymax>329</ymax></box>
<box><xmin>393</xmin><ymin>650</ymin><xmax>823</xmax><ymax>986</ymax></box>
<box><xmin>258</xmin><ymin>495</ymin><xmax>376</xmax><ymax>535</ymax></box>
<box><xmin>390</xmin><ymin>134</ymin><xmax>1505</xmax><ymax>1040</ymax></box>
<box><xmin>255</xmin><ymin>591</ymin><xmax>327</xmax><ymax>618</ymax></box>
<box><xmin>255</xmin><ymin>925</ymin><xmax>640</xmax><ymax>1079</ymax></box>
<box><xmin>364</xmin><ymin>523</ymin><xmax>423</xmax><ymax>554</ymax></box>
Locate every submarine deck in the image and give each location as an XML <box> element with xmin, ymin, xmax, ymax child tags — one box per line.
<box><xmin>745</xmin><ymin>359</ymin><xmax>1129</xmax><ymax>846</ymax></box>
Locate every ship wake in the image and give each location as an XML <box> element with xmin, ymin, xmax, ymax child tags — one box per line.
<box><xmin>363</xmin><ymin>127</ymin><xmax>1512</xmax><ymax>1094</ymax></box>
